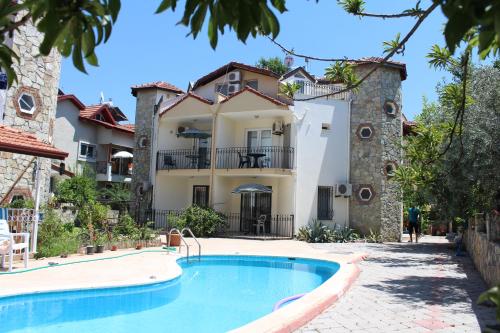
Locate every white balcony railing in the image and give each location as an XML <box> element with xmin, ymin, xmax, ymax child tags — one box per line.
<box><xmin>296</xmin><ymin>81</ymin><xmax>350</xmax><ymax>100</ymax></box>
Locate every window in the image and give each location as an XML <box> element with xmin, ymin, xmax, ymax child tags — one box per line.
<box><xmin>18</xmin><ymin>93</ymin><xmax>36</xmax><ymax>114</ymax></box>
<box><xmin>294</xmin><ymin>80</ymin><xmax>305</xmax><ymax>93</ymax></box>
<box><xmin>384</xmin><ymin>161</ymin><xmax>397</xmax><ymax>177</ymax></box>
<box><xmin>193</xmin><ymin>186</ymin><xmax>209</xmax><ymax>207</ymax></box>
<box><xmin>215</xmin><ymin>83</ymin><xmax>228</xmax><ymax>96</ymax></box>
<box><xmin>360</xmin><ymin>127</ymin><xmax>372</xmax><ymax>138</ymax></box>
<box><xmin>95</xmin><ymin>114</ymin><xmax>104</xmax><ymax>121</ymax></box>
<box><xmin>383</xmin><ymin>100</ymin><xmax>398</xmax><ymax>116</ymax></box>
<box><xmin>78</xmin><ymin>141</ymin><xmax>97</xmax><ymax>161</ymax></box>
<box><xmin>11</xmin><ymin>194</ymin><xmax>25</xmax><ymax>203</ymax></box>
<box><xmin>359</xmin><ymin>187</ymin><xmax>373</xmax><ymax>201</ymax></box>
<box><xmin>245</xmin><ymin>80</ymin><xmax>258</xmax><ymax>90</ymax></box>
<box><xmin>318</xmin><ymin>186</ymin><xmax>334</xmax><ymax>220</ymax></box>
<box><xmin>357</xmin><ymin>124</ymin><xmax>374</xmax><ymax>140</ymax></box>
<box><xmin>321</xmin><ymin>123</ymin><xmax>331</xmax><ymax>131</ymax></box>
<box><xmin>246</xmin><ymin>129</ymin><xmax>272</xmax><ymax>149</ymax></box>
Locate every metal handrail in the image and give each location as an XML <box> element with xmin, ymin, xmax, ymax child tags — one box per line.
<box><xmin>168</xmin><ymin>227</ymin><xmax>201</xmax><ymax>260</ymax></box>
<box><xmin>181</xmin><ymin>227</ymin><xmax>201</xmax><ymax>258</ymax></box>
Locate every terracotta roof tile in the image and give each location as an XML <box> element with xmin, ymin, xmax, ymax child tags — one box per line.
<box><xmin>57</xmin><ymin>94</ymin><xmax>85</xmax><ymax>110</ymax></box>
<box><xmin>0</xmin><ymin>125</ymin><xmax>68</xmax><ymax>160</ymax></box>
<box><xmin>131</xmin><ymin>81</ymin><xmax>184</xmax><ymax>96</ymax></box>
<box><xmin>79</xmin><ymin>104</ymin><xmax>134</xmax><ymax>134</ymax></box>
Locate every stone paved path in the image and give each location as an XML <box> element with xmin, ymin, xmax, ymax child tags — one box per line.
<box><xmin>298</xmin><ymin>236</ymin><xmax>498</xmax><ymax>333</ymax></box>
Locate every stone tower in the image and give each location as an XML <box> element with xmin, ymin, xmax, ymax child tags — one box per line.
<box><xmin>349</xmin><ymin>61</ymin><xmax>404</xmax><ymax>241</ymax></box>
<box><xmin>131</xmin><ymin>83</ymin><xmax>183</xmax><ymax>209</ymax></box>
<box><xmin>0</xmin><ymin>15</ymin><xmax>61</xmax><ymax>204</ymax></box>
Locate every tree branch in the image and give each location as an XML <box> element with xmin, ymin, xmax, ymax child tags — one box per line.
<box><xmin>293</xmin><ymin>2</ymin><xmax>439</xmax><ymax>101</ymax></box>
<box><xmin>354</xmin><ymin>11</ymin><xmax>425</xmax><ymax>19</ymax></box>
<box><xmin>0</xmin><ymin>14</ymin><xmax>32</xmax><ymax>36</ymax></box>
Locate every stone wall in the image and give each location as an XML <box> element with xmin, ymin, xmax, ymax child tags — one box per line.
<box><xmin>0</xmin><ymin>15</ymin><xmax>61</xmax><ymax>205</ymax></box>
<box><xmin>465</xmin><ymin>229</ymin><xmax>500</xmax><ymax>287</ymax></box>
<box><xmin>349</xmin><ymin>65</ymin><xmax>403</xmax><ymax>241</ymax></box>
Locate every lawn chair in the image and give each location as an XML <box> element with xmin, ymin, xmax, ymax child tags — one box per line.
<box><xmin>0</xmin><ymin>219</ymin><xmax>29</xmax><ymax>272</ymax></box>
<box><xmin>238</xmin><ymin>152</ymin><xmax>251</xmax><ymax>168</ymax></box>
<box><xmin>253</xmin><ymin>215</ymin><xmax>266</xmax><ymax>235</ymax></box>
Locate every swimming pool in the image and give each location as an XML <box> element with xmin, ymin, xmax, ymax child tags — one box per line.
<box><xmin>0</xmin><ymin>255</ymin><xmax>340</xmax><ymax>332</ymax></box>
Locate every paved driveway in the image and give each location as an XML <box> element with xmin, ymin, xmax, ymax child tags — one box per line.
<box><xmin>298</xmin><ymin>236</ymin><xmax>498</xmax><ymax>333</ymax></box>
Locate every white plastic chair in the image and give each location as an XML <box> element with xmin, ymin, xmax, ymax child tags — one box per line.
<box><xmin>0</xmin><ymin>219</ymin><xmax>29</xmax><ymax>272</ymax></box>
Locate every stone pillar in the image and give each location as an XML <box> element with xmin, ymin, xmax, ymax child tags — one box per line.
<box><xmin>349</xmin><ymin>65</ymin><xmax>403</xmax><ymax>241</ymax></box>
<box><xmin>0</xmin><ymin>15</ymin><xmax>61</xmax><ymax>205</ymax></box>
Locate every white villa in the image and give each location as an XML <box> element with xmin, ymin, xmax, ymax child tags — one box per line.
<box><xmin>132</xmin><ymin>60</ymin><xmax>407</xmax><ymax>241</ymax></box>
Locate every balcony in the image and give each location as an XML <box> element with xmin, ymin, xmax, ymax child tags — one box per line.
<box><xmin>157</xmin><ymin>148</ymin><xmax>211</xmax><ymax>170</ymax></box>
<box><xmin>215</xmin><ymin>146</ymin><xmax>294</xmax><ymax>170</ymax></box>
<box><xmin>296</xmin><ymin>81</ymin><xmax>350</xmax><ymax>100</ymax></box>
<box><xmin>96</xmin><ymin>161</ymin><xmax>132</xmax><ymax>182</ymax></box>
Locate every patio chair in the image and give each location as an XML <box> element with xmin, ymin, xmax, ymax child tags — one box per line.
<box><xmin>0</xmin><ymin>219</ymin><xmax>29</xmax><ymax>272</ymax></box>
<box><xmin>253</xmin><ymin>215</ymin><xmax>266</xmax><ymax>235</ymax></box>
<box><xmin>163</xmin><ymin>155</ymin><xmax>176</xmax><ymax>169</ymax></box>
<box><xmin>238</xmin><ymin>152</ymin><xmax>251</xmax><ymax>168</ymax></box>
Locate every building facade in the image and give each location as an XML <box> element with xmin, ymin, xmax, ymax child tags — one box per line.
<box><xmin>53</xmin><ymin>93</ymin><xmax>135</xmax><ymax>188</ymax></box>
<box><xmin>0</xmin><ymin>16</ymin><xmax>61</xmax><ymax>205</ymax></box>
<box><xmin>133</xmin><ymin>60</ymin><xmax>406</xmax><ymax>241</ymax></box>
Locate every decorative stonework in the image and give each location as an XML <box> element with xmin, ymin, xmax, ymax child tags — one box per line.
<box><xmin>383</xmin><ymin>160</ymin><xmax>398</xmax><ymax>177</ymax></box>
<box><xmin>349</xmin><ymin>65</ymin><xmax>403</xmax><ymax>241</ymax></box>
<box><xmin>6</xmin><ymin>187</ymin><xmax>33</xmax><ymax>203</ymax></box>
<box><xmin>355</xmin><ymin>184</ymin><xmax>375</xmax><ymax>205</ymax></box>
<box><xmin>383</xmin><ymin>100</ymin><xmax>398</xmax><ymax>117</ymax></box>
<box><xmin>0</xmin><ymin>15</ymin><xmax>62</xmax><ymax>205</ymax></box>
<box><xmin>13</xmin><ymin>86</ymin><xmax>42</xmax><ymax>120</ymax></box>
<box><xmin>356</xmin><ymin>123</ymin><xmax>374</xmax><ymax>140</ymax></box>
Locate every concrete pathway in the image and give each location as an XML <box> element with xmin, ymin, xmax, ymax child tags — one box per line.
<box><xmin>298</xmin><ymin>236</ymin><xmax>498</xmax><ymax>333</ymax></box>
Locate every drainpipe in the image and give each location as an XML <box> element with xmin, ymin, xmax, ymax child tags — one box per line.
<box><xmin>32</xmin><ymin>157</ymin><xmax>42</xmax><ymax>253</ymax></box>
<box><xmin>150</xmin><ymin>95</ymin><xmax>163</xmax><ymax>211</ymax></box>
<box><xmin>346</xmin><ymin>96</ymin><xmax>353</xmax><ymax>228</ymax></box>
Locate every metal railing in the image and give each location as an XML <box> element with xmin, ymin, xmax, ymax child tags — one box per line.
<box><xmin>297</xmin><ymin>81</ymin><xmax>350</xmax><ymax>100</ymax></box>
<box><xmin>145</xmin><ymin>209</ymin><xmax>183</xmax><ymax>230</ymax></box>
<box><xmin>218</xmin><ymin>213</ymin><xmax>294</xmax><ymax>239</ymax></box>
<box><xmin>215</xmin><ymin>146</ymin><xmax>294</xmax><ymax>169</ymax></box>
<box><xmin>3</xmin><ymin>208</ymin><xmax>41</xmax><ymax>253</ymax></box>
<box><xmin>157</xmin><ymin>149</ymin><xmax>212</xmax><ymax>170</ymax></box>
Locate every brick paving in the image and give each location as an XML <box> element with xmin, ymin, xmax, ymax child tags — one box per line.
<box><xmin>298</xmin><ymin>236</ymin><xmax>498</xmax><ymax>333</ymax></box>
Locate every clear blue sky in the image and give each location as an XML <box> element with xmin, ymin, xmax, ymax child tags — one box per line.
<box><xmin>60</xmin><ymin>0</ymin><xmax>450</xmax><ymax>122</ymax></box>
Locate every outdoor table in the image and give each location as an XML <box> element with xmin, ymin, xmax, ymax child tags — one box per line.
<box><xmin>247</xmin><ymin>153</ymin><xmax>266</xmax><ymax>168</ymax></box>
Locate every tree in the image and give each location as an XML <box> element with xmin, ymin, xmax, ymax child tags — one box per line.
<box><xmin>1</xmin><ymin>0</ymin><xmax>499</xmax><ymax>85</ymax></box>
<box><xmin>55</xmin><ymin>171</ymin><xmax>97</xmax><ymax>208</ymax></box>
<box><xmin>255</xmin><ymin>56</ymin><xmax>289</xmax><ymax>75</ymax></box>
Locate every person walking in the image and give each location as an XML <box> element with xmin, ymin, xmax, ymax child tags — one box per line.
<box><xmin>408</xmin><ymin>205</ymin><xmax>421</xmax><ymax>243</ymax></box>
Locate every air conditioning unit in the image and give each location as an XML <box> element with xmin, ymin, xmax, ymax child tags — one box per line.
<box><xmin>335</xmin><ymin>183</ymin><xmax>352</xmax><ymax>197</ymax></box>
<box><xmin>177</xmin><ymin>126</ymin><xmax>187</xmax><ymax>135</ymax></box>
<box><xmin>272</xmin><ymin>121</ymin><xmax>284</xmax><ymax>135</ymax></box>
<box><xmin>228</xmin><ymin>70</ymin><xmax>241</xmax><ymax>82</ymax></box>
<box><xmin>228</xmin><ymin>82</ymin><xmax>241</xmax><ymax>95</ymax></box>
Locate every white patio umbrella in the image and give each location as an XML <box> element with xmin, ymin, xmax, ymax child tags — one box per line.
<box><xmin>112</xmin><ymin>151</ymin><xmax>133</xmax><ymax>159</ymax></box>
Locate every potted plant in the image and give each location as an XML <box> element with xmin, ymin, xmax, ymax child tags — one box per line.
<box><xmin>86</xmin><ymin>244</ymin><xmax>95</xmax><ymax>255</ymax></box>
<box><xmin>135</xmin><ymin>221</ymin><xmax>155</xmax><ymax>249</ymax></box>
<box><xmin>95</xmin><ymin>234</ymin><xmax>106</xmax><ymax>253</ymax></box>
<box><xmin>110</xmin><ymin>245</ymin><xmax>118</xmax><ymax>251</ymax></box>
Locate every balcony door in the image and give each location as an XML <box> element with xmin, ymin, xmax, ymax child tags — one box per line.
<box><xmin>240</xmin><ymin>187</ymin><xmax>272</xmax><ymax>234</ymax></box>
<box><xmin>192</xmin><ymin>185</ymin><xmax>209</xmax><ymax>207</ymax></box>
<box><xmin>194</xmin><ymin>137</ymin><xmax>211</xmax><ymax>168</ymax></box>
<box><xmin>246</xmin><ymin>129</ymin><xmax>272</xmax><ymax>167</ymax></box>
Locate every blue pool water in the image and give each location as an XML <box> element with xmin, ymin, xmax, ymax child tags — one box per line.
<box><xmin>0</xmin><ymin>255</ymin><xmax>340</xmax><ymax>333</ymax></box>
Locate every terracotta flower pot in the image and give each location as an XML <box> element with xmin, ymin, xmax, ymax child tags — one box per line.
<box><xmin>111</xmin><ymin>245</ymin><xmax>118</xmax><ymax>251</ymax></box>
<box><xmin>169</xmin><ymin>234</ymin><xmax>181</xmax><ymax>246</ymax></box>
<box><xmin>135</xmin><ymin>244</ymin><xmax>143</xmax><ymax>250</ymax></box>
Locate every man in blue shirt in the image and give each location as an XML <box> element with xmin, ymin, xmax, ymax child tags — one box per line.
<box><xmin>408</xmin><ymin>206</ymin><xmax>421</xmax><ymax>243</ymax></box>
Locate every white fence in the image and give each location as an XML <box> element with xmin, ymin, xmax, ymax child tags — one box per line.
<box><xmin>4</xmin><ymin>208</ymin><xmax>40</xmax><ymax>253</ymax></box>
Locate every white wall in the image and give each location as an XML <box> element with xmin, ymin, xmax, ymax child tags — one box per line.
<box><xmin>54</xmin><ymin>100</ymin><xmax>97</xmax><ymax>173</ymax></box>
<box><xmin>154</xmin><ymin>175</ymin><xmax>210</xmax><ymax>209</ymax></box>
<box><xmin>293</xmin><ymin>98</ymin><xmax>350</xmax><ymax>229</ymax></box>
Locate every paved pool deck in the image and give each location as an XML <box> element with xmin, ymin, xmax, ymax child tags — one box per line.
<box><xmin>298</xmin><ymin>236</ymin><xmax>498</xmax><ymax>333</ymax></box>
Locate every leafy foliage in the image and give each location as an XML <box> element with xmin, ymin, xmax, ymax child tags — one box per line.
<box><xmin>279</xmin><ymin>81</ymin><xmax>301</xmax><ymax>98</ymax></box>
<box><xmin>56</xmin><ymin>172</ymin><xmax>97</xmax><ymax>208</ymax></box>
<box><xmin>478</xmin><ymin>285</ymin><xmax>500</xmax><ymax>322</ymax></box>
<box><xmin>36</xmin><ymin>208</ymin><xmax>81</xmax><ymax>258</ymax></box>
<box><xmin>297</xmin><ymin>220</ymin><xmax>360</xmax><ymax>243</ymax></box>
<box><xmin>256</xmin><ymin>56</ymin><xmax>289</xmax><ymax>75</ymax></box>
<box><xmin>170</xmin><ymin>205</ymin><xmax>225</xmax><ymax>237</ymax></box>
<box><xmin>6</xmin><ymin>198</ymin><xmax>35</xmax><ymax>208</ymax></box>
<box><xmin>324</xmin><ymin>62</ymin><xmax>358</xmax><ymax>87</ymax></box>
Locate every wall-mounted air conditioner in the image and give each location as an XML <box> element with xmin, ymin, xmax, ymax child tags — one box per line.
<box><xmin>272</xmin><ymin>121</ymin><xmax>284</xmax><ymax>135</ymax></box>
<box><xmin>335</xmin><ymin>183</ymin><xmax>352</xmax><ymax>197</ymax></box>
<box><xmin>228</xmin><ymin>71</ymin><xmax>241</xmax><ymax>82</ymax></box>
<box><xmin>228</xmin><ymin>82</ymin><xmax>241</xmax><ymax>95</ymax></box>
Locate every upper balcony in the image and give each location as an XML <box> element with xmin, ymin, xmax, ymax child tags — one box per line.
<box><xmin>292</xmin><ymin>81</ymin><xmax>350</xmax><ymax>101</ymax></box>
<box><xmin>96</xmin><ymin>160</ymin><xmax>132</xmax><ymax>183</ymax></box>
<box><xmin>157</xmin><ymin>148</ymin><xmax>211</xmax><ymax>171</ymax></box>
<box><xmin>215</xmin><ymin>146</ymin><xmax>293</xmax><ymax>170</ymax></box>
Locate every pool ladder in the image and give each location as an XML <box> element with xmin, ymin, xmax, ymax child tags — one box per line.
<box><xmin>168</xmin><ymin>227</ymin><xmax>201</xmax><ymax>260</ymax></box>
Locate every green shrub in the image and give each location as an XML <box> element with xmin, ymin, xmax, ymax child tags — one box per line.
<box><xmin>134</xmin><ymin>221</ymin><xmax>156</xmax><ymax>241</ymax></box>
<box><xmin>114</xmin><ymin>213</ymin><xmax>138</xmax><ymax>237</ymax></box>
<box><xmin>36</xmin><ymin>208</ymin><xmax>81</xmax><ymax>258</ymax></box>
<box><xmin>296</xmin><ymin>220</ymin><xmax>331</xmax><ymax>243</ymax></box>
<box><xmin>365</xmin><ymin>228</ymin><xmax>382</xmax><ymax>243</ymax></box>
<box><xmin>171</xmin><ymin>206</ymin><xmax>225</xmax><ymax>237</ymax></box>
<box><xmin>7</xmin><ymin>198</ymin><xmax>35</xmax><ymax>208</ymax></box>
<box><xmin>331</xmin><ymin>226</ymin><xmax>359</xmax><ymax>243</ymax></box>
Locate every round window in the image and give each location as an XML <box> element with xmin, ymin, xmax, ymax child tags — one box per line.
<box><xmin>359</xmin><ymin>187</ymin><xmax>373</xmax><ymax>201</ymax></box>
<box><xmin>383</xmin><ymin>101</ymin><xmax>398</xmax><ymax>116</ymax></box>
<box><xmin>138</xmin><ymin>135</ymin><xmax>149</xmax><ymax>148</ymax></box>
<box><xmin>18</xmin><ymin>93</ymin><xmax>36</xmax><ymax>114</ymax></box>
<box><xmin>385</xmin><ymin>163</ymin><xmax>396</xmax><ymax>177</ymax></box>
